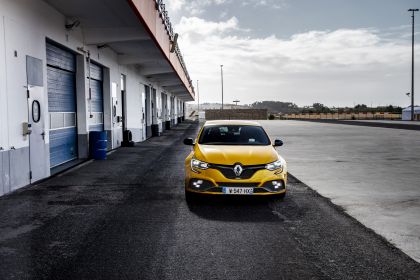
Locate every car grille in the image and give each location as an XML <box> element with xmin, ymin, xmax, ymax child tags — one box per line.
<box><xmin>209</xmin><ymin>163</ymin><xmax>266</xmax><ymax>179</ymax></box>
<box><xmin>201</xmin><ymin>186</ymin><xmax>281</xmax><ymax>194</ymax></box>
<box><xmin>216</xmin><ymin>183</ymin><xmax>260</xmax><ymax>187</ymax></box>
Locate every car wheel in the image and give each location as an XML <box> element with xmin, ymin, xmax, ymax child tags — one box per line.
<box><xmin>272</xmin><ymin>192</ymin><xmax>286</xmax><ymax>200</ymax></box>
<box><xmin>185</xmin><ymin>191</ymin><xmax>197</xmax><ymax>205</ymax></box>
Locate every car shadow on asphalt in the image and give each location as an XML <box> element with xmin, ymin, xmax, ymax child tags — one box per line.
<box><xmin>185</xmin><ymin>195</ymin><xmax>282</xmax><ymax>223</ymax></box>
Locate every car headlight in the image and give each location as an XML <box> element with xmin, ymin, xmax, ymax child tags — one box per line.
<box><xmin>265</xmin><ymin>159</ymin><xmax>284</xmax><ymax>172</ymax></box>
<box><xmin>191</xmin><ymin>158</ymin><xmax>209</xmax><ymax>172</ymax></box>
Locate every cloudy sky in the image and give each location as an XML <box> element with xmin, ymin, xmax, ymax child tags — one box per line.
<box><xmin>166</xmin><ymin>0</ymin><xmax>420</xmax><ymax>107</ymax></box>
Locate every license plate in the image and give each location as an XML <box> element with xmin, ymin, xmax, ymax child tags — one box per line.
<box><xmin>222</xmin><ymin>187</ymin><xmax>254</xmax><ymax>195</ymax></box>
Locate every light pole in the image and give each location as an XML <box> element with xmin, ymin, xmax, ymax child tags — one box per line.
<box><xmin>196</xmin><ymin>80</ymin><xmax>200</xmax><ymax>120</ymax></box>
<box><xmin>409</xmin><ymin>8</ymin><xmax>419</xmax><ymax>121</ymax></box>
<box><xmin>220</xmin><ymin>65</ymin><xmax>224</xmax><ymax>110</ymax></box>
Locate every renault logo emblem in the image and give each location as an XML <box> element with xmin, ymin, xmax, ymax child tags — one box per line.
<box><xmin>233</xmin><ymin>164</ymin><xmax>243</xmax><ymax>177</ymax></box>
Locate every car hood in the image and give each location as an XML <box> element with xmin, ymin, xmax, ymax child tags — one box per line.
<box><xmin>194</xmin><ymin>144</ymin><xmax>279</xmax><ymax>165</ymax></box>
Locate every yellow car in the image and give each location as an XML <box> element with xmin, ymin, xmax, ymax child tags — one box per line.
<box><xmin>184</xmin><ymin>120</ymin><xmax>287</xmax><ymax>201</ymax></box>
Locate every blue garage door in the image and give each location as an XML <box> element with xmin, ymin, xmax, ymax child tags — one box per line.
<box><xmin>88</xmin><ymin>63</ymin><xmax>104</xmax><ymax>132</ymax></box>
<box><xmin>46</xmin><ymin>42</ymin><xmax>78</xmax><ymax>168</ymax></box>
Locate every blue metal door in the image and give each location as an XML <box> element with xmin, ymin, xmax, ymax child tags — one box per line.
<box><xmin>46</xmin><ymin>42</ymin><xmax>78</xmax><ymax>168</ymax></box>
<box><xmin>88</xmin><ymin>63</ymin><xmax>104</xmax><ymax>132</ymax></box>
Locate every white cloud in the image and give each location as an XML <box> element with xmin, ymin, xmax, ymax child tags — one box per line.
<box><xmin>241</xmin><ymin>0</ymin><xmax>287</xmax><ymax>9</ymax></box>
<box><xmin>166</xmin><ymin>0</ymin><xmax>186</xmax><ymax>12</ymax></box>
<box><xmin>166</xmin><ymin>0</ymin><xmax>229</xmax><ymax>15</ymax></box>
<box><xmin>176</xmin><ymin>16</ymin><xmax>240</xmax><ymax>36</ymax></box>
<box><xmin>176</xmin><ymin>17</ymin><xmax>419</xmax><ymax>107</ymax></box>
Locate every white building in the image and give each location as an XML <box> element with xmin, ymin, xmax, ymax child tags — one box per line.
<box><xmin>0</xmin><ymin>0</ymin><xmax>195</xmax><ymax>196</ymax></box>
<box><xmin>402</xmin><ymin>106</ymin><xmax>420</xmax><ymax>120</ymax></box>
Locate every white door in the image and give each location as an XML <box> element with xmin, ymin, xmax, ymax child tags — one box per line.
<box><xmin>111</xmin><ymin>82</ymin><xmax>122</xmax><ymax>147</ymax></box>
<box><xmin>27</xmin><ymin>56</ymin><xmax>47</xmax><ymax>183</ymax></box>
<box><xmin>141</xmin><ymin>90</ymin><xmax>146</xmax><ymax>141</ymax></box>
<box><xmin>28</xmin><ymin>86</ymin><xmax>46</xmax><ymax>182</ymax></box>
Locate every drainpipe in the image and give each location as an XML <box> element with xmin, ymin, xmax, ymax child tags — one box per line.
<box><xmin>87</xmin><ymin>50</ymin><xmax>92</xmax><ymax>119</ymax></box>
<box><xmin>77</xmin><ymin>47</ymin><xmax>93</xmax><ymax>120</ymax></box>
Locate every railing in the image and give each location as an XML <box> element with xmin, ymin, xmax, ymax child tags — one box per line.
<box><xmin>155</xmin><ymin>0</ymin><xmax>194</xmax><ymax>94</ymax></box>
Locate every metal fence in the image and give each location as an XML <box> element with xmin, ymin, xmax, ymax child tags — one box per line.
<box><xmin>283</xmin><ymin>112</ymin><xmax>402</xmax><ymax>120</ymax></box>
<box><xmin>205</xmin><ymin>109</ymin><xmax>268</xmax><ymax>120</ymax></box>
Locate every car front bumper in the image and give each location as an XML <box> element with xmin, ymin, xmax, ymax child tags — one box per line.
<box><xmin>185</xmin><ymin>164</ymin><xmax>287</xmax><ymax>196</ymax></box>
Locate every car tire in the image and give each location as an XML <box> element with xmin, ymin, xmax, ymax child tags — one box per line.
<box><xmin>272</xmin><ymin>192</ymin><xmax>286</xmax><ymax>200</ymax></box>
<box><xmin>185</xmin><ymin>191</ymin><xmax>197</xmax><ymax>205</ymax></box>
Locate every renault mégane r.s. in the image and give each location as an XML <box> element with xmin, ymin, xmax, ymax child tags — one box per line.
<box><xmin>184</xmin><ymin>120</ymin><xmax>287</xmax><ymax>201</ymax></box>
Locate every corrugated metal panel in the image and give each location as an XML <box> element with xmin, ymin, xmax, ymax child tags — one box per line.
<box><xmin>89</xmin><ymin>124</ymin><xmax>104</xmax><ymax>132</ymax></box>
<box><xmin>88</xmin><ymin>63</ymin><xmax>104</xmax><ymax>132</ymax></box>
<box><xmin>89</xmin><ymin>62</ymin><xmax>103</xmax><ymax>81</ymax></box>
<box><xmin>49</xmin><ymin>128</ymin><xmax>78</xmax><ymax>168</ymax></box>
<box><xmin>90</xmin><ymin>79</ymin><xmax>103</xmax><ymax>113</ymax></box>
<box><xmin>46</xmin><ymin>42</ymin><xmax>76</xmax><ymax>72</ymax></box>
<box><xmin>47</xmin><ymin>67</ymin><xmax>76</xmax><ymax>112</ymax></box>
<box><xmin>47</xmin><ymin>42</ymin><xmax>78</xmax><ymax>167</ymax></box>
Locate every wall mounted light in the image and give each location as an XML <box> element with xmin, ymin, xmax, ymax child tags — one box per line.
<box><xmin>97</xmin><ymin>44</ymin><xmax>109</xmax><ymax>49</ymax></box>
<box><xmin>65</xmin><ymin>19</ymin><xmax>80</xmax><ymax>30</ymax></box>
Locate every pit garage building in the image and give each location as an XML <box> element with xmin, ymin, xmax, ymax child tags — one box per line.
<box><xmin>402</xmin><ymin>106</ymin><xmax>420</xmax><ymax>121</ymax></box>
<box><xmin>0</xmin><ymin>0</ymin><xmax>195</xmax><ymax>196</ymax></box>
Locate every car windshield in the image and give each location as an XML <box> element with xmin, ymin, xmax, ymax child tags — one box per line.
<box><xmin>198</xmin><ymin>125</ymin><xmax>271</xmax><ymax>145</ymax></box>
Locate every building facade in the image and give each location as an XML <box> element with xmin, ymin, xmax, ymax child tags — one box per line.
<box><xmin>0</xmin><ymin>0</ymin><xmax>195</xmax><ymax>196</ymax></box>
<box><xmin>402</xmin><ymin>106</ymin><xmax>420</xmax><ymax>120</ymax></box>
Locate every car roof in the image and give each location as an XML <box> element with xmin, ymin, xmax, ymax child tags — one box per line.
<box><xmin>203</xmin><ymin>120</ymin><xmax>262</xmax><ymax>127</ymax></box>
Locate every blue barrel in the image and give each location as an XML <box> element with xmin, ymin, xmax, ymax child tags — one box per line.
<box><xmin>89</xmin><ymin>131</ymin><xmax>107</xmax><ymax>160</ymax></box>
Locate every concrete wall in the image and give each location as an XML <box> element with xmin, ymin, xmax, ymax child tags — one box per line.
<box><xmin>205</xmin><ymin>109</ymin><xmax>268</xmax><ymax>120</ymax></box>
<box><xmin>0</xmin><ymin>14</ymin><xmax>8</xmax><ymax>194</ymax></box>
<box><xmin>0</xmin><ymin>0</ymin><xmax>186</xmax><ymax>196</ymax></box>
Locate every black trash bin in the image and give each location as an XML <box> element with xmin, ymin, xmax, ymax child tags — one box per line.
<box><xmin>165</xmin><ymin>121</ymin><xmax>171</xmax><ymax>130</ymax></box>
<box><xmin>151</xmin><ymin>124</ymin><xmax>160</xmax><ymax>136</ymax></box>
<box><xmin>122</xmin><ymin>130</ymin><xmax>135</xmax><ymax>147</ymax></box>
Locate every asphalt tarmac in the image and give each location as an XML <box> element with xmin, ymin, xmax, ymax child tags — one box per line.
<box><xmin>293</xmin><ymin>119</ymin><xmax>420</xmax><ymax>130</ymax></box>
<box><xmin>0</xmin><ymin>121</ymin><xmax>419</xmax><ymax>280</ymax></box>
<box><xmin>261</xmin><ymin>120</ymin><xmax>420</xmax><ymax>262</ymax></box>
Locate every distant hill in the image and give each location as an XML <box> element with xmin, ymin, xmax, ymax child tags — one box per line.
<box><xmin>250</xmin><ymin>101</ymin><xmax>300</xmax><ymax>114</ymax></box>
<box><xmin>187</xmin><ymin>103</ymin><xmax>249</xmax><ymax>111</ymax></box>
<box><xmin>186</xmin><ymin>101</ymin><xmax>402</xmax><ymax>115</ymax></box>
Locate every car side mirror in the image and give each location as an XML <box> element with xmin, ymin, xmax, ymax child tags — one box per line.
<box><xmin>183</xmin><ymin>138</ymin><xmax>195</xmax><ymax>146</ymax></box>
<box><xmin>273</xmin><ymin>139</ymin><xmax>283</xmax><ymax>147</ymax></box>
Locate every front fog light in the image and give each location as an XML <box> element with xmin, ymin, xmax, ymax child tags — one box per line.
<box><xmin>189</xmin><ymin>179</ymin><xmax>214</xmax><ymax>191</ymax></box>
<box><xmin>192</xmin><ymin>180</ymin><xmax>203</xmax><ymax>188</ymax></box>
<box><xmin>272</xmin><ymin>180</ymin><xmax>283</xmax><ymax>189</ymax></box>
